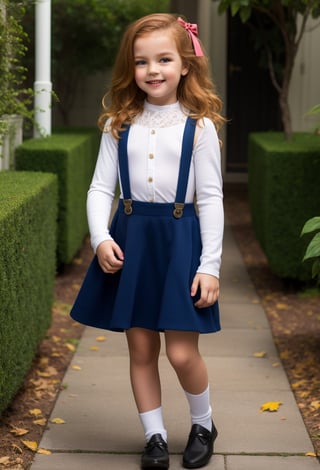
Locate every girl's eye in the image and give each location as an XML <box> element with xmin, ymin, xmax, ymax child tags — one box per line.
<box><xmin>160</xmin><ymin>57</ymin><xmax>171</xmax><ymax>63</ymax></box>
<box><xmin>135</xmin><ymin>60</ymin><xmax>146</xmax><ymax>66</ymax></box>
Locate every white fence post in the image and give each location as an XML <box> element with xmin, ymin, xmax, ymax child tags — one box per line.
<box><xmin>34</xmin><ymin>0</ymin><xmax>52</xmax><ymax>137</ymax></box>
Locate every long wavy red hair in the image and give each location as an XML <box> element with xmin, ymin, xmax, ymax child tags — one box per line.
<box><xmin>98</xmin><ymin>13</ymin><xmax>225</xmax><ymax>138</ymax></box>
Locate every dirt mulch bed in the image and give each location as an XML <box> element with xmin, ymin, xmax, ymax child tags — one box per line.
<box><xmin>0</xmin><ymin>184</ymin><xmax>319</xmax><ymax>469</ymax></box>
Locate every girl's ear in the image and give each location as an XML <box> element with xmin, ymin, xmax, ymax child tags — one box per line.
<box><xmin>181</xmin><ymin>66</ymin><xmax>189</xmax><ymax>77</ymax></box>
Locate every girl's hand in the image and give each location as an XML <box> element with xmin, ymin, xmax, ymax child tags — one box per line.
<box><xmin>191</xmin><ymin>273</ymin><xmax>220</xmax><ymax>308</ymax></box>
<box><xmin>96</xmin><ymin>240</ymin><xmax>124</xmax><ymax>274</ymax></box>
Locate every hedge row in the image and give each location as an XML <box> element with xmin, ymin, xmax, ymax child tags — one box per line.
<box><xmin>248</xmin><ymin>132</ymin><xmax>320</xmax><ymax>281</ymax></box>
<box><xmin>15</xmin><ymin>129</ymin><xmax>99</xmax><ymax>264</ymax></box>
<box><xmin>0</xmin><ymin>171</ymin><xmax>58</xmax><ymax>415</ymax></box>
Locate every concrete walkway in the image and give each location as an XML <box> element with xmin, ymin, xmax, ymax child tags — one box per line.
<box><xmin>31</xmin><ymin>220</ymin><xmax>320</xmax><ymax>469</ymax></box>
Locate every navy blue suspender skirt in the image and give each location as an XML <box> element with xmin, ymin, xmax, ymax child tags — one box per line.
<box><xmin>70</xmin><ymin>118</ymin><xmax>221</xmax><ymax>333</ymax></box>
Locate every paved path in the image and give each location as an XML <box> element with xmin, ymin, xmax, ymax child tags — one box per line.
<box><xmin>31</xmin><ymin>220</ymin><xmax>320</xmax><ymax>469</ymax></box>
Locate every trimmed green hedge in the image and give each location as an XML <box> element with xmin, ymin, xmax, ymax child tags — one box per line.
<box><xmin>0</xmin><ymin>171</ymin><xmax>58</xmax><ymax>415</ymax></box>
<box><xmin>15</xmin><ymin>130</ymin><xmax>99</xmax><ymax>264</ymax></box>
<box><xmin>248</xmin><ymin>132</ymin><xmax>320</xmax><ymax>281</ymax></box>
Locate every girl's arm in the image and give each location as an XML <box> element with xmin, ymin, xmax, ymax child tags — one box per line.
<box><xmin>87</xmin><ymin>130</ymin><xmax>119</xmax><ymax>253</ymax></box>
<box><xmin>194</xmin><ymin>118</ymin><xmax>224</xmax><ymax>280</ymax></box>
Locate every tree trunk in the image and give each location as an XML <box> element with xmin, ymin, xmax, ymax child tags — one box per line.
<box><xmin>278</xmin><ymin>88</ymin><xmax>292</xmax><ymax>141</ymax></box>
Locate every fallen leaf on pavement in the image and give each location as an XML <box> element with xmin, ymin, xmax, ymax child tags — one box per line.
<box><xmin>260</xmin><ymin>401</ymin><xmax>283</xmax><ymax>412</ymax></box>
<box><xmin>96</xmin><ymin>336</ymin><xmax>106</xmax><ymax>342</ymax></box>
<box><xmin>50</xmin><ymin>418</ymin><xmax>65</xmax><ymax>424</ymax></box>
<box><xmin>37</xmin><ymin>448</ymin><xmax>52</xmax><ymax>455</ymax></box>
<box><xmin>253</xmin><ymin>351</ymin><xmax>267</xmax><ymax>358</ymax></box>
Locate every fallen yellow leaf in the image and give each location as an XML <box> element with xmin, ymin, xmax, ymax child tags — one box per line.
<box><xmin>71</xmin><ymin>365</ymin><xmax>82</xmax><ymax>371</ymax></box>
<box><xmin>65</xmin><ymin>343</ymin><xmax>76</xmax><ymax>352</ymax></box>
<box><xmin>276</xmin><ymin>303</ymin><xmax>289</xmax><ymax>310</ymax></box>
<box><xmin>305</xmin><ymin>452</ymin><xmax>316</xmax><ymax>457</ymax></box>
<box><xmin>33</xmin><ymin>418</ymin><xmax>47</xmax><ymax>426</ymax></box>
<box><xmin>10</xmin><ymin>427</ymin><xmax>29</xmax><ymax>436</ymax></box>
<box><xmin>29</xmin><ymin>408</ymin><xmax>42</xmax><ymax>417</ymax></box>
<box><xmin>51</xmin><ymin>352</ymin><xmax>62</xmax><ymax>357</ymax></box>
<box><xmin>22</xmin><ymin>440</ymin><xmax>38</xmax><ymax>451</ymax></box>
<box><xmin>280</xmin><ymin>350</ymin><xmax>290</xmax><ymax>360</ymax></box>
<box><xmin>89</xmin><ymin>346</ymin><xmax>99</xmax><ymax>351</ymax></box>
<box><xmin>37</xmin><ymin>366</ymin><xmax>58</xmax><ymax>377</ymax></box>
<box><xmin>292</xmin><ymin>380</ymin><xmax>307</xmax><ymax>389</ymax></box>
<box><xmin>96</xmin><ymin>336</ymin><xmax>106</xmax><ymax>342</ymax></box>
<box><xmin>310</xmin><ymin>400</ymin><xmax>320</xmax><ymax>410</ymax></box>
<box><xmin>37</xmin><ymin>448</ymin><xmax>52</xmax><ymax>455</ymax></box>
<box><xmin>51</xmin><ymin>417</ymin><xmax>66</xmax><ymax>424</ymax></box>
<box><xmin>260</xmin><ymin>401</ymin><xmax>283</xmax><ymax>412</ymax></box>
<box><xmin>253</xmin><ymin>351</ymin><xmax>267</xmax><ymax>358</ymax></box>
<box><xmin>0</xmin><ymin>457</ymin><xmax>10</xmax><ymax>465</ymax></box>
<box><xmin>38</xmin><ymin>357</ymin><xmax>49</xmax><ymax>367</ymax></box>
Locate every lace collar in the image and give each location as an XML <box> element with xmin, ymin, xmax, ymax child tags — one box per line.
<box><xmin>134</xmin><ymin>101</ymin><xmax>188</xmax><ymax>128</ymax></box>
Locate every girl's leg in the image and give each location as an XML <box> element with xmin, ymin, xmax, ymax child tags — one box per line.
<box><xmin>126</xmin><ymin>327</ymin><xmax>162</xmax><ymax>412</ymax></box>
<box><xmin>165</xmin><ymin>331</ymin><xmax>216</xmax><ymax>468</ymax></box>
<box><xmin>126</xmin><ymin>328</ymin><xmax>167</xmax><ymax>437</ymax></box>
<box><xmin>165</xmin><ymin>330</ymin><xmax>212</xmax><ymax>429</ymax></box>
<box><xmin>126</xmin><ymin>328</ymin><xmax>169</xmax><ymax>469</ymax></box>
<box><xmin>164</xmin><ymin>330</ymin><xmax>209</xmax><ymax>394</ymax></box>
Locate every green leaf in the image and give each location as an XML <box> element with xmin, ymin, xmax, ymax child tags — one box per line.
<box><xmin>231</xmin><ymin>3</ymin><xmax>241</xmax><ymax>16</ymax></box>
<box><xmin>303</xmin><ymin>233</ymin><xmax>320</xmax><ymax>261</ymax></box>
<box><xmin>240</xmin><ymin>6</ymin><xmax>252</xmax><ymax>22</ymax></box>
<box><xmin>305</xmin><ymin>104</ymin><xmax>320</xmax><ymax>116</ymax></box>
<box><xmin>301</xmin><ymin>217</ymin><xmax>320</xmax><ymax>236</ymax></box>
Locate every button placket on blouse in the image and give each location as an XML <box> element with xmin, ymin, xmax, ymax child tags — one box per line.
<box><xmin>147</xmin><ymin>129</ymin><xmax>156</xmax><ymax>202</ymax></box>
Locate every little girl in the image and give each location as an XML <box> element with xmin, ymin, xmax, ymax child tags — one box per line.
<box><xmin>71</xmin><ymin>13</ymin><xmax>224</xmax><ymax>469</ymax></box>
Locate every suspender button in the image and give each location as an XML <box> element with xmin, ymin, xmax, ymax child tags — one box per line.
<box><xmin>173</xmin><ymin>202</ymin><xmax>184</xmax><ymax>219</ymax></box>
<box><xmin>123</xmin><ymin>199</ymin><xmax>133</xmax><ymax>215</ymax></box>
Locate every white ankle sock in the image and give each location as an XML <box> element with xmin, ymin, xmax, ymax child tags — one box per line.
<box><xmin>184</xmin><ymin>385</ymin><xmax>212</xmax><ymax>432</ymax></box>
<box><xmin>139</xmin><ymin>406</ymin><xmax>167</xmax><ymax>443</ymax></box>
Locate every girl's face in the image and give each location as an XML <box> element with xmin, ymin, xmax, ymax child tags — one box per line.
<box><xmin>133</xmin><ymin>30</ymin><xmax>188</xmax><ymax>106</ymax></box>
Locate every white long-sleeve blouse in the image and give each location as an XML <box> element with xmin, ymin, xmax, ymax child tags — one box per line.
<box><xmin>87</xmin><ymin>101</ymin><xmax>224</xmax><ymax>278</ymax></box>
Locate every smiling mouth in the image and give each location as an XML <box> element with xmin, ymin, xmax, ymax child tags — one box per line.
<box><xmin>146</xmin><ymin>80</ymin><xmax>165</xmax><ymax>85</ymax></box>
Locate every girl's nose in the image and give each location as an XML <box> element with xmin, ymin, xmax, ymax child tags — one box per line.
<box><xmin>148</xmin><ymin>61</ymin><xmax>159</xmax><ymax>74</ymax></box>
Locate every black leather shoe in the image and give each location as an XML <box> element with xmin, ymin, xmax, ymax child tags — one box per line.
<box><xmin>182</xmin><ymin>421</ymin><xmax>218</xmax><ymax>468</ymax></box>
<box><xmin>141</xmin><ymin>433</ymin><xmax>169</xmax><ymax>469</ymax></box>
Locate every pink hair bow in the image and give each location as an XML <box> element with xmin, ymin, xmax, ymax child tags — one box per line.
<box><xmin>177</xmin><ymin>17</ymin><xmax>204</xmax><ymax>57</ymax></box>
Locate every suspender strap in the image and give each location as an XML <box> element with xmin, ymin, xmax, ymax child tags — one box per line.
<box><xmin>173</xmin><ymin>117</ymin><xmax>196</xmax><ymax>218</ymax></box>
<box><xmin>118</xmin><ymin>125</ymin><xmax>133</xmax><ymax>215</ymax></box>
<box><xmin>118</xmin><ymin>117</ymin><xmax>196</xmax><ymax>218</ymax></box>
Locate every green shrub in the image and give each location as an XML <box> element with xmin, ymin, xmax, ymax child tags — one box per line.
<box><xmin>301</xmin><ymin>217</ymin><xmax>320</xmax><ymax>284</ymax></box>
<box><xmin>248</xmin><ymin>132</ymin><xmax>320</xmax><ymax>281</ymax></box>
<box><xmin>15</xmin><ymin>130</ymin><xmax>99</xmax><ymax>264</ymax></box>
<box><xmin>0</xmin><ymin>171</ymin><xmax>58</xmax><ymax>416</ymax></box>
